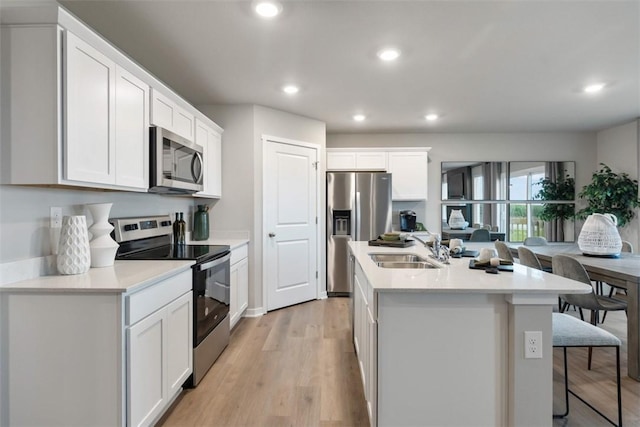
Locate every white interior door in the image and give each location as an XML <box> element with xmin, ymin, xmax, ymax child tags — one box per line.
<box><xmin>264</xmin><ymin>139</ymin><xmax>318</xmax><ymax>311</ymax></box>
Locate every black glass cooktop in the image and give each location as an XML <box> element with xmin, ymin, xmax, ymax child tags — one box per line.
<box><xmin>117</xmin><ymin>244</ymin><xmax>230</xmax><ymax>263</ymax></box>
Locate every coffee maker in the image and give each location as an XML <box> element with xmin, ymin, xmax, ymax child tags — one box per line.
<box><xmin>399</xmin><ymin>210</ymin><xmax>417</xmax><ymax>232</ymax></box>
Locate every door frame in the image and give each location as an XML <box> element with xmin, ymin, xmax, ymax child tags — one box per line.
<box><xmin>261</xmin><ymin>135</ymin><xmax>323</xmax><ymax>312</ymax></box>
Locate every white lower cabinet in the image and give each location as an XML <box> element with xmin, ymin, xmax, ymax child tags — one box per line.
<box><xmin>230</xmin><ymin>243</ymin><xmax>249</xmax><ymax>328</ymax></box>
<box><xmin>0</xmin><ymin>268</ymin><xmax>193</xmax><ymax>427</ymax></box>
<box><xmin>127</xmin><ymin>273</ymin><xmax>193</xmax><ymax>427</ymax></box>
<box><xmin>353</xmin><ymin>259</ymin><xmax>377</xmax><ymax>426</ymax></box>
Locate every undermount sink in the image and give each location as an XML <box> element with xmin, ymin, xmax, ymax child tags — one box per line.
<box><xmin>369</xmin><ymin>253</ymin><xmax>440</xmax><ymax>269</ymax></box>
<box><xmin>375</xmin><ymin>261</ymin><xmax>438</xmax><ymax>269</ymax></box>
<box><xmin>370</xmin><ymin>253</ymin><xmax>428</xmax><ymax>263</ymax></box>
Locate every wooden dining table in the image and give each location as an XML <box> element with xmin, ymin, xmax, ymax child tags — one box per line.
<box><xmin>508</xmin><ymin>243</ymin><xmax>640</xmax><ymax>380</ymax></box>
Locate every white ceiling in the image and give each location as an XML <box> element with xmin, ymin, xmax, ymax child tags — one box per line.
<box><xmin>59</xmin><ymin>0</ymin><xmax>640</xmax><ymax>134</ymax></box>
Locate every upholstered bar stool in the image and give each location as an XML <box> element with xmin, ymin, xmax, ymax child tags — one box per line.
<box><xmin>552</xmin><ymin>313</ymin><xmax>622</xmax><ymax>426</ymax></box>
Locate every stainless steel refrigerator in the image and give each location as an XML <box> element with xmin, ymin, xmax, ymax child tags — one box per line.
<box><xmin>327</xmin><ymin>172</ymin><xmax>392</xmax><ymax>295</ymax></box>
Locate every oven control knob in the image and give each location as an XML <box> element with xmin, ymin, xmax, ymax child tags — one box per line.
<box><xmin>124</xmin><ymin>224</ymin><xmax>139</xmax><ymax>232</ymax></box>
<box><xmin>161</xmin><ymin>220</ymin><xmax>172</xmax><ymax>227</ymax></box>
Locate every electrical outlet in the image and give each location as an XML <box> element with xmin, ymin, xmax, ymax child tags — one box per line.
<box><xmin>524</xmin><ymin>331</ymin><xmax>543</xmax><ymax>359</ymax></box>
<box><xmin>50</xmin><ymin>207</ymin><xmax>62</xmax><ymax>228</ymax></box>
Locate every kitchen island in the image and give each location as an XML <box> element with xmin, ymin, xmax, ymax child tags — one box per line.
<box><xmin>348</xmin><ymin>241</ymin><xmax>591</xmax><ymax>427</ymax></box>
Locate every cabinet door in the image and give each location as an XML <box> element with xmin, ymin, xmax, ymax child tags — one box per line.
<box><xmin>237</xmin><ymin>257</ymin><xmax>249</xmax><ymax>317</ymax></box>
<box><xmin>167</xmin><ymin>292</ymin><xmax>193</xmax><ymax>398</ymax></box>
<box><xmin>174</xmin><ymin>106</ymin><xmax>195</xmax><ymax>141</ymax></box>
<box><xmin>208</xmin><ymin>129</ymin><xmax>222</xmax><ymax>198</ymax></box>
<box><xmin>64</xmin><ymin>31</ymin><xmax>115</xmax><ymax>184</ymax></box>
<box><xmin>230</xmin><ymin>261</ymin><xmax>239</xmax><ymax>328</ymax></box>
<box><xmin>356</xmin><ymin>152</ymin><xmax>387</xmax><ymax>170</ymax></box>
<box><xmin>327</xmin><ymin>152</ymin><xmax>356</xmax><ymax>170</ymax></box>
<box><xmin>388</xmin><ymin>151</ymin><xmax>428</xmax><ymax>200</ymax></box>
<box><xmin>230</xmin><ymin>256</ymin><xmax>248</xmax><ymax>329</ymax></box>
<box><xmin>127</xmin><ymin>308</ymin><xmax>167</xmax><ymax>427</ymax></box>
<box><xmin>115</xmin><ymin>67</ymin><xmax>149</xmax><ymax>189</ymax></box>
<box><xmin>150</xmin><ymin>89</ymin><xmax>174</xmax><ymax>130</ymax></box>
<box><xmin>367</xmin><ymin>305</ymin><xmax>377</xmax><ymax>426</ymax></box>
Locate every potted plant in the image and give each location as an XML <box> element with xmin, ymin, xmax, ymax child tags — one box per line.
<box><xmin>535</xmin><ymin>173</ymin><xmax>575</xmax><ymax>222</ymax></box>
<box><xmin>576</xmin><ymin>163</ymin><xmax>640</xmax><ymax>227</ymax></box>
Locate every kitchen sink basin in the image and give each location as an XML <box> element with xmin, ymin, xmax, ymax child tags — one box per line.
<box><xmin>375</xmin><ymin>261</ymin><xmax>438</xmax><ymax>269</ymax></box>
<box><xmin>369</xmin><ymin>253</ymin><xmax>428</xmax><ymax>263</ymax></box>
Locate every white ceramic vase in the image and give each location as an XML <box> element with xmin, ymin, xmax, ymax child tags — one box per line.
<box><xmin>448</xmin><ymin>209</ymin><xmax>469</xmax><ymax>230</ymax></box>
<box><xmin>57</xmin><ymin>215</ymin><xmax>91</xmax><ymax>275</ymax></box>
<box><xmin>86</xmin><ymin>202</ymin><xmax>119</xmax><ymax>267</ymax></box>
<box><xmin>578</xmin><ymin>213</ymin><xmax>623</xmax><ymax>256</ymax></box>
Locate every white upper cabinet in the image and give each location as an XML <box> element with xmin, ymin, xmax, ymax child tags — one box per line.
<box><xmin>115</xmin><ymin>67</ymin><xmax>149</xmax><ymax>189</ymax></box>
<box><xmin>1</xmin><ymin>5</ymin><xmax>221</xmax><ymax>193</ymax></box>
<box><xmin>64</xmin><ymin>31</ymin><xmax>116</xmax><ymax>185</ymax></box>
<box><xmin>326</xmin><ymin>148</ymin><xmax>430</xmax><ymax>200</ymax></box>
<box><xmin>388</xmin><ymin>151</ymin><xmax>429</xmax><ymax>200</ymax></box>
<box><xmin>151</xmin><ymin>89</ymin><xmax>195</xmax><ymax>142</ymax></box>
<box><xmin>194</xmin><ymin>118</ymin><xmax>223</xmax><ymax>199</ymax></box>
<box><xmin>327</xmin><ymin>149</ymin><xmax>387</xmax><ymax>170</ymax></box>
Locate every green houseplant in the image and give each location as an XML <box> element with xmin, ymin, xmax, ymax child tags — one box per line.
<box><xmin>535</xmin><ymin>174</ymin><xmax>575</xmax><ymax>221</ymax></box>
<box><xmin>576</xmin><ymin>163</ymin><xmax>640</xmax><ymax>228</ymax></box>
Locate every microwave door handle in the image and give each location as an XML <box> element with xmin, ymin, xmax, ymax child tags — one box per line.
<box><xmin>191</xmin><ymin>152</ymin><xmax>204</xmax><ymax>184</ymax></box>
<box><xmin>197</xmin><ymin>253</ymin><xmax>231</xmax><ymax>271</ymax></box>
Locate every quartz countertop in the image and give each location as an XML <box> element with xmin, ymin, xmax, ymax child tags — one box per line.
<box><xmin>186</xmin><ymin>232</ymin><xmax>249</xmax><ymax>250</ymax></box>
<box><xmin>0</xmin><ymin>260</ymin><xmax>194</xmax><ymax>293</ymax></box>
<box><xmin>349</xmin><ymin>241</ymin><xmax>592</xmax><ymax>294</ymax></box>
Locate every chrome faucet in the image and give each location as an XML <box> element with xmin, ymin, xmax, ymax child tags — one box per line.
<box><xmin>413</xmin><ymin>232</ymin><xmax>450</xmax><ymax>264</ymax></box>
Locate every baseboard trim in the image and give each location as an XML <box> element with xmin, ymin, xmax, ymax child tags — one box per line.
<box><xmin>244</xmin><ymin>307</ymin><xmax>266</xmax><ymax>317</ymax></box>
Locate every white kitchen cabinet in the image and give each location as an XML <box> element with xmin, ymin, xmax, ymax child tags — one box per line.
<box><xmin>387</xmin><ymin>151</ymin><xmax>429</xmax><ymax>200</ymax></box>
<box><xmin>151</xmin><ymin>89</ymin><xmax>195</xmax><ymax>142</ymax></box>
<box><xmin>353</xmin><ymin>259</ymin><xmax>376</xmax><ymax>426</ymax></box>
<box><xmin>115</xmin><ymin>67</ymin><xmax>149</xmax><ymax>189</ymax></box>
<box><xmin>1</xmin><ymin>24</ymin><xmax>149</xmax><ymax>191</ymax></box>
<box><xmin>65</xmin><ymin>30</ymin><xmax>116</xmax><ymax>185</ymax></box>
<box><xmin>0</xmin><ymin>267</ymin><xmax>193</xmax><ymax>427</ymax></box>
<box><xmin>128</xmin><ymin>290</ymin><xmax>192</xmax><ymax>427</ymax></box>
<box><xmin>195</xmin><ymin>118</ymin><xmax>223</xmax><ymax>199</ymax></box>
<box><xmin>327</xmin><ymin>150</ymin><xmax>387</xmax><ymax>170</ymax></box>
<box><xmin>230</xmin><ymin>243</ymin><xmax>249</xmax><ymax>328</ymax></box>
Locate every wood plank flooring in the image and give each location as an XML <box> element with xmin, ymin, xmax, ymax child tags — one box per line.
<box><xmin>160</xmin><ymin>298</ymin><xmax>640</xmax><ymax>427</ymax></box>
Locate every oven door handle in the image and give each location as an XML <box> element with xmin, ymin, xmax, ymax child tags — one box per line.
<box><xmin>197</xmin><ymin>253</ymin><xmax>231</xmax><ymax>271</ymax></box>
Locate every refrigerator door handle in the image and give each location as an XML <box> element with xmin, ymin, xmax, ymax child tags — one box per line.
<box><xmin>355</xmin><ymin>191</ymin><xmax>361</xmax><ymax>241</ymax></box>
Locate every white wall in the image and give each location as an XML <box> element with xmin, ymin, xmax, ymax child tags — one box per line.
<box><xmin>198</xmin><ymin>104</ymin><xmax>326</xmax><ymax>314</ymax></box>
<box><xmin>0</xmin><ymin>185</ymin><xmax>195</xmax><ymax>263</ymax></box>
<box><xmin>596</xmin><ymin>119</ymin><xmax>640</xmax><ymax>249</ymax></box>
<box><xmin>327</xmin><ymin>132</ymin><xmax>597</xmax><ymax>236</ymax></box>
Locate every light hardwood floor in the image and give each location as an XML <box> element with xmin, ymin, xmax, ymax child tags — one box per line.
<box><xmin>160</xmin><ymin>298</ymin><xmax>640</xmax><ymax>427</ymax></box>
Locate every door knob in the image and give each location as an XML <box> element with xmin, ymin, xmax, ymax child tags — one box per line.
<box><xmin>268</xmin><ymin>232</ymin><xmax>276</xmax><ymax>237</ymax></box>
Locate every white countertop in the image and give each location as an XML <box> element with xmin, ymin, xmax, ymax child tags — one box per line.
<box><xmin>349</xmin><ymin>241</ymin><xmax>592</xmax><ymax>294</ymax></box>
<box><xmin>186</xmin><ymin>231</ymin><xmax>249</xmax><ymax>250</ymax></box>
<box><xmin>0</xmin><ymin>260</ymin><xmax>194</xmax><ymax>293</ymax></box>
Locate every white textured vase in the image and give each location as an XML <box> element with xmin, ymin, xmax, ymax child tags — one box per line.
<box><xmin>57</xmin><ymin>215</ymin><xmax>91</xmax><ymax>275</ymax></box>
<box><xmin>86</xmin><ymin>202</ymin><xmax>119</xmax><ymax>268</ymax></box>
<box><xmin>448</xmin><ymin>209</ymin><xmax>469</xmax><ymax>230</ymax></box>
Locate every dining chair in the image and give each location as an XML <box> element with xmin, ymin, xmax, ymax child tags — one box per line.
<box><xmin>472</xmin><ymin>223</ymin><xmax>482</xmax><ymax>229</ymax></box>
<box><xmin>552</xmin><ymin>313</ymin><xmax>622</xmax><ymax>427</ymax></box>
<box><xmin>494</xmin><ymin>241</ymin><xmax>514</xmax><ymax>263</ymax></box>
<box><xmin>490</xmin><ymin>225</ymin><xmax>499</xmax><ymax>232</ymax></box>
<box><xmin>551</xmin><ymin>254</ymin><xmax>627</xmax><ymax>369</ymax></box>
<box><xmin>601</xmin><ymin>240</ymin><xmax>634</xmax><ymax>323</ymax></box>
<box><xmin>469</xmin><ymin>228</ymin><xmax>490</xmax><ymax>242</ymax></box>
<box><xmin>523</xmin><ymin>236</ymin><xmax>548</xmax><ymax>246</ymax></box>
<box><xmin>517</xmin><ymin>246</ymin><xmax>544</xmax><ymax>270</ymax></box>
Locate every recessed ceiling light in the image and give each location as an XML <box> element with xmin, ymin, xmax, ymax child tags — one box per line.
<box><xmin>282</xmin><ymin>85</ymin><xmax>299</xmax><ymax>95</ymax></box>
<box><xmin>425</xmin><ymin>114</ymin><xmax>439</xmax><ymax>121</ymax></box>
<box><xmin>254</xmin><ymin>1</ymin><xmax>282</xmax><ymax>18</ymax></box>
<box><xmin>353</xmin><ymin>114</ymin><xmax>366</xmax><ymax>122</ymax></box>
<box><xmin>377</xmin><ymin>48</ymin><xmax>401</xmax><ymax>61</ymax></box>
<box><xmin>584</xmin><ymin>83</ymin><xmax>605</xmax><ymax>93</ymax></box>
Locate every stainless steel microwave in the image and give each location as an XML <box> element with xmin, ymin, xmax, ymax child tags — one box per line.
<box><xmin>149</xmin><ymin>126</ymin><xmax>204</xmax><ymax>194</ymax></box>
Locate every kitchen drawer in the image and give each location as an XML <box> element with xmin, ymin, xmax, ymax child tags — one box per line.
<box><xmin>126</xmin><ymin>269</ymin><xmax>191</xmax><ymax>325</ymax></box>
<box><xmin>231</xmin><ymin>243</ymin><xmax>248</xmax><ymax>265</ymax></box>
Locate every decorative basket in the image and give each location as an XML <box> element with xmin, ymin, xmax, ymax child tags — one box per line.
<box><xmin>448</xmin><ymin>209</ymin><xmax>469</xmax><ymax>230</ymax></box>
<box><xmin>578</xmin><ymin>213</ymin><xmax>622</xmax><ymax>256</ymax></box>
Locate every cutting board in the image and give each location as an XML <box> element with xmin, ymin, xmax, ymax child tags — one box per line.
<box><xmin>368</xmin><ymin>239</ymin><xmax>416</xmax><ymax>248</ymax></box>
